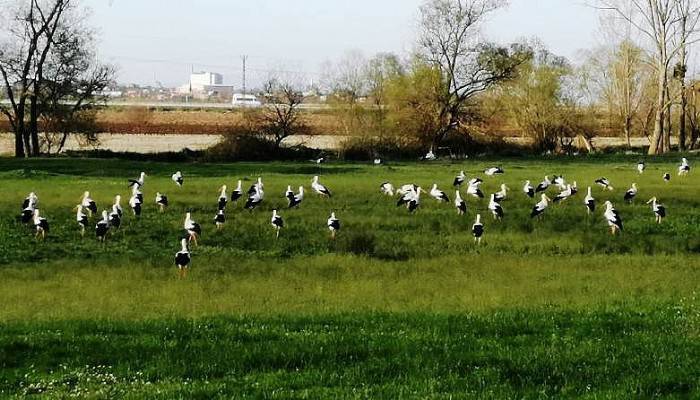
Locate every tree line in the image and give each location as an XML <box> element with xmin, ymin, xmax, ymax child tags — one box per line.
<box><xmin>1</xmin><ymin>0</ymin><xmax>698</xmax><ymax>158</ymax></box>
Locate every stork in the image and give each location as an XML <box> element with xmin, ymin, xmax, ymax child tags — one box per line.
<box><xmin>397</xmin><ymin>187</ymin><xmax>418</xmax><ymax>208</ymax></box>
<box><xmin>637</xmin><ymin>161</ymin><xmax>645</xmax><ymax>174</ymax></box>
<box><xmin>81</xmin><ymin>191</ymin><xmax>97</xmax><ymax>217</ymax></box>
<box><xmin>244</xmin><ymin>186</ymin><xmax>264</xmax><ymax>210</ymax></box>
<box><xmin>523</xmin><ymin>181</ymin><xmax>535</xmax><ymax>198</ymax></box>
<box><xmin>374</xmin><ymin>158</ymin><xmax>382</xmax><ymax>165</ymax></box>
<box><xmin>595</xmin><ymin>177</ymin><xmax>614</xmax><ymax>191</ymax></box>
<box><xmin>95</xmin><ymin>210</ymin><xmax>110</xmax><ymax>242</ymax></box>
<box><xmin>217</xmin><ymin>185</ymin><xmax>227</xmax><ymax>211</ymax></box>
<box><xmin>380</xmin><ymin>182</ymin><xmax>395</xmax><ymax>196</ymax></box>
<box><xmin>174</xmin><ymin>238</ymin><xmax>191</xmax><ymax>278</ymax></box>
<box><xmin>75</xmin><ymin>205</ymin><xmax>88</xmax><ymax>236</ymax></box>
<box><xmin>312</xmin><ymin>176</ymin><xmax>332</xmax><ymax>197</ymax></box>
<box><xmin>327</xmin><ymin>212</ymin><xmax>340</xmax><ymax>239</ymax></box>
<box><xmin>535</xmin><ymin>176</ymin><xmax>551</xmax><ymax>193</ymax></box>
<box><xmin>156</xmin><ymin>192</ymin><xmax>169</xmax><ymax>212</ymax></box>
<box><xmin>454</xmin><ymin>190</ymin><xmax>467</xmax><ymax>215</ymax></box>
<box><xmin>33</xmin><ymin>209</ymin><xmax>49</xmax><ymax>240</ymax></box>
<box><xmin>472</xmin><ymin>214</ymin><xmax>484</xmax><ymax>245</ymax></box>
<box><xmin>109</xmin><ymin>204</ymin><xmax>121</xmax><ymax>229</ymax></box>
<box><xmin>679</xmin><ymin>158</ymin><xmax>690</xmax><ymax>176</ymax></box>
<box><xmin>488</xmin><ymin>194</ymin><xmax>504</xmax><ymax>220</ymax></box>
<box><xmin>429</xmin><ymin>184</ymin><xmax>450</xmax><ymax>203</ymax></box>
<box><xmin>112</xmin><ymin>195</ymin><xmax>123</xmax><ymax>218</ymax></box>
<box><xmin>248</xmin><ymin>177</ymin><xmax>263</xmax><ymax>195</ymax></box>
<box><xmin>647</xmin><ymin>197</ymin><xmax>666</xmax><ymax>224</ymax></box>
<box><xmin>570</xmin><ymin>181</ymin><xmax>578</xmax><ymax>195</ymax></box>
<box><xmin>285</xmin><ymin>185</ymin><xmax>294</xmax><ymax>201</ymax></box>
<box><xmin>623</xmin><ymin>183</ymin><xmax>638</xmax><ymax>203</ymax></box>
<box><xmin>398</xmin><ymin>184</ymin><xmax>419</xmax><ymax>196</ymax></box>
<box><xmin>288</xmin><ymin>186</ymin><xmax>304</xmax><ymax>209</ymax></box>
<box><xmin>131</xmin><ymin>184</ymin><xmax>143</xmax><ymax>204</ymax></box>
<box><xmin>553</xmin><ymin>175</ymin><xmax>567</xmax><ymax>191</ymax></box>
<box><xmin>584</xmin><ymin>187</ymin><xmax>595</xmax><ymax>214</ymax></box>
<box><xmin>172</xmin><ymin>171</ymin><xmax>184</xmax><ymax>187</ymax></box>
<box><xmin>493</xmin><ymin>184</ymin><xmax>509</xmax><ymax>203</ymax></box>
<box><xmin>213</xmin><ymin>209</ymin><xmax>226</xmax><ymax>230</ymax></box>
<box><xmin>407</xmin><ymin>188</ymin><xmax>424</xmax><ymax>213</ymax></box>
<box><xmin>128</xmin><ymin>172</ymin><xmax>146</xmax><ymax>188</ymax></box>
<box><xmin>466</xmin><ymin>180</ymin><xmax>484</xmax><ymax>199</ymax></box>
<box><xmin>129</xmin><ymin>193</ymin><xmax>142</xmax><ymax>217</ymax></box>
<box><xmin>553</xmin><ymin>184</ymin><xmax>573</xmax><ymax>203</ymax></box>
<box><xmin>271</xmin><ymin>209</ymin><xmax>284</xmax><ymax>238</ymax></box>
<box><xmin>530</xmin><ymin>194</ymin><xmax>551</xmax><ymax>218</ymax></box>
<box><xmin>663</xmin><ymin>173</ymin><xmax>671</xmax><ymax>183</ymax></box>
<box><xmin>484</xmin><ymin>167</ymin><xmax>504</xmax><ymax>176</ymax></box>
<box><xmin>603</xmin><ymin>201</ymin><xmax>623</xmax><ymax>235</ymax></box>
<box><xmin>184</xmin><ymin>212</ymin><xmax>201</xmax><ymax>245</ymax></box>
<box><xmin>228</xmin><ymin>180</ymin><xmax>243</xmax><ymax>204</ymax></box>
<box><xmin>22</xmin><ymin>192</ymin><xmax>38</xmax><ymax>210</ymax></box>
<box><xmin>453</xmin><ymin>171</ymin><xmax>466</xmax><ymax>187</ymax></box>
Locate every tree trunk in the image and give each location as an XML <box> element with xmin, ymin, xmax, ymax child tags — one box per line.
<box><xmin>30</xmin><ymin>92</ymin><xmax>40</xmax><ymax>156</ymax></box>
<box><xmin>624</xmin><ymin>116</ymin><xmax>632</xmax><ymax>148</ymax></box>
<box><xmin>664</xmin><ymin>86</ymin><xmax>672</xmax><ymax>153</ymax></box>
<box><xmin>648</xmin><ymin>66</ymin><xmax>666</xmax><ymax>155</ymax></box>
<box><xmin>679</xmin><ymin>81</ymin><xmax>688</xmax><ymax>151</ymax></box>
<box><xmin>15</xmin><ymin>126</ymin><xmax>25</xmax><ymax>158</ymax></box>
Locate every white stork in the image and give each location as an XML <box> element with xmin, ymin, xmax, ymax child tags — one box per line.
<box><xmin>231</xmin><ymin>180</ymin><xmax>243</xmax><ymax>203</ymax></box>
<box><xmin>109</xmin><ymin>204</ymin><xmax>121</xmax><ymax>229</ymax></box>
<box><xmin>327</xmin><ymin>212</ymin><xmax>340</xmax><ymax>239</ymax></box>
<box><xmin>21</xmin><ymin>193</ymin><xmax>37</xmax><ymax>224</ymax></box>
<box><xmin>523</xmin><ymin>181</ymin><xmax>535</xmax><ymax>198</ymax></box>
<box><xmin>553</xmin><ymin>175</ymin><xmax>567</xmax><ymax>191</ymax></box>
<box><xmin>213</xmin><ymin>209</ymin><xmax>226</xmax><ymax>230</ymax></box>
<box><xmin>380</xmin><ymin>182</ymin><xmax>395</xmax><ymax>196</ymax></box>
<box><xmin>33</xmin><ymin>209</ymin><xmax>49</xmax><ymax>240</ymax></box>
<box><xmin>647</xmin><ymin>197</ymin><xmax>666</xmax><ymax>224</ymax></box>
<box><xmin>374</xmin><ymin>158</ymin><xmax>382</xmax><ymax>165</ymax></box>
<box><xmin>129</xmin><ymin>193</ymin><xmax>142</xmax><ymax>216</ymax></box>
<box><xmin>603</xmin><ymin>201</ymin><xmax>623</xmax><ymax>235</ymax></box>
<box><xmin>156</xmin><ymin>192</ymin><xmax>169</xmax><ymax>212</ymax></box>
<box><xmin>472</xmin><ymin>214</ymin><xmax>484</xmax><ymax>245</ymax></box>
<box><xmin>453</xmin><ymin>171</ymin><xmax>466</xmax><ymax>187</ymax></box>
<box><xmin>271</xmin><ymin>209</ymin><xmax>284</xmax><ymax>238</ymax></box>
<box><xmin>95</xmin><ymin>210</ymin><xmax>110</xmax><ymax>242</ymax></box>
<box><xmin>128</xmin><ymin>172</ymin><xmax>146</xmax><ymax>188</ymax></box>
<box><xmin>217</xmin><ymin>185</ymin><xmax>228</xmax><ymax>211</ymax></box>
<box><xmin>595</xmin><ymin>177</ymin><xmax>614</xmax><ymax>191</ymax></box>
<box><xmin>493</xmin><ymin>184</ymin><xmax>509</xmax><ymax>203</ymax></box>
<box><xmin>584</xmin><ymin>187</ymin><xmax>595</xmax><ymax>214</ymax></box>
<box><xmin>248</xmin><ymin>177</ymin><xmax>264</xmax><ymax>195</ymax></box>
<box><xmin>112</xmin><ymin>195</ymin><xmax>123</xmax><ymax>218</ymax></box>
<box><xmin>398</xmin><ymin>184</ymin><xmax>419</xmax><ymax>196</ymax></box>
<box><xmin>244</xmin><ymin>186</ymin><xmax>264</xmax><ymax>210</ymax></box>
<box><xmin>288</xmin><ymin>186</ymin><xmax>304</xmax><ymax>208</ymax></box>
<box><xmin>637</xmin><ymin>161</ymin><xmax>645</xmax><ymax>174</ymax></box>
<box><xmin>312</xmin><ymin>176</ymin><xmax>332</xmax><ymax>197</ymax></box>
<box><xmin>484</xmin><ymin>167</ymin><xmax>504</xmax><ymax>176</ymax></box>
<box><xmin>530</xmin><ymin>194</ymin><xmax>551</xmax><ymax>218</ymax></box>
<box><xmin>488</xmin><ymin>194</ymin><xmax>504</xmax><ymax>220</ymax></box>
<box><xmin>624</xmin><ymin>183</ymin><xmax>638</xmax><ymax>203</ymax></box>
<box><xmin>429</xmin><ymin>184</ymin><xmax>450</xmax><ymax>203</ymax></box>
<box><xmin>174</xmin><ymin>238</ymin><xmax>191</xmax><ymax>278</ymax></box>
<box><xmin>184</xmin><ymin>212</ymin><xmax>202</xmax><ymax>245</ymax></box>
<box><xmin>407</xmin><ymin>188</ymin><xmax>424</xmax><ymax>213</ymax></box>
<box><xmin>535</xmin><ymin>176</ymin><xmax>551</xmax><ymax>193</ymax></box>
<box><xmin>570</xmin><ymin>181</ymin><xmax>578</xmax><ymax>195</ymax></box>
<box><xmin>553</xmin><ymin>184</ymin><xmax>573</xmax><ymax>203</ymax></box>
<box><xmin>131</xmin><ymin>184</ymin><xmax>144</xmax><ymax>204</ymax></box>
<box><xmin>423</xmin><ymin>149</ymin><xmax>436</xmax><ymax>161</ymax></box>
<box><xmin>466</xmin><ymin>180</ymin><xmax>484</xmax><ymax>199</ymax></box>
<box><xmin>81</xmin><ymin>191</ymin><xmax>97</xmax><ymax>217</ymax></box>
<box><xmin>75</xmin><ymin>205</ymin><xmax>88</xmax><ymax>236</ymax></box>
<box><xmin>454</xmin><ymin>190</ymin><xmax>467</xmax><ymax>215</ymax></box>
<box><xmin>663</xmin><ymin>173</ymin><xmax>671</xmax><ymax>183</ymax></box>
<box><xmin>172</xmin><ymin>171</ymin><xmax>184</xmax><ymax>187</ymax></box>
<box><xmin>679</xmin><ymin>158</ymin><xmax>690</xmax><ymax>176</ymax></box>
<box><xmin>285</xmin><ymin>185</ymin><xmax>294</xmax><ymax>201</ymax></box>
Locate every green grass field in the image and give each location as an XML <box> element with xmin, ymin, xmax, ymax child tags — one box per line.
<box><xmin>0</xmin><ymin>155</ymin><xmax>698</xmax><ymax>398</ymax></box>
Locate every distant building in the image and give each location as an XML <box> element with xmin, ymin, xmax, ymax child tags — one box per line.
<box><xmin>231</xmin><ymin>93</ymin><xmax>261</xmax><ymax>108</ymax></box>
<box><xmin>178</xmin><ymin>71</ymin><xmax>234</xmax><ymax>100</ymax></box>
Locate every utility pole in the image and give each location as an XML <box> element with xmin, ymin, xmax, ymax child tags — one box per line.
<box><xmin>241</xmin><ymin>55</ymin><xmax>248</xmax><ymax>96</ymax></box>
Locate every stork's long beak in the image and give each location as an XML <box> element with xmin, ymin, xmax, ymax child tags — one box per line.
<box><xmin>646</xmin><ymin>198</ymin><xmax>655</xmax><ymax>204</ymax></box>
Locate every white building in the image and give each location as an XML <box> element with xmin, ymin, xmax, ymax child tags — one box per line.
<box><xmin>177</xmin><ymin>71</ymin><xmax>233</xmax><ymax>99</ymax></box>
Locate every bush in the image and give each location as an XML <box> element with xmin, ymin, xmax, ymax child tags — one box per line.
<box><xmin>205</xmin><ymin>132</ymin><xmax>317</xmax><ymax>162</ymax></box>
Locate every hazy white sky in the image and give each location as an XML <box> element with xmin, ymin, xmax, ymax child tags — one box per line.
<box><xmin>89</xmin><ymin>0</ymin><xmax>600</xmax><ymax>87</ymax></box>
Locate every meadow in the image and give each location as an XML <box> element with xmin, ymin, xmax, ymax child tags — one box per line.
<box><xmin>0</xmin><ymin>155</ymin><xmax>698</xmax><ymax>398</ymax></box>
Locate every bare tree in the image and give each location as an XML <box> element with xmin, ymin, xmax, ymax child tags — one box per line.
<box><xmin>599</xmin><ymin>0</ymin><xmax>700</xmax><ymax>154</ymax></box>
<box><xmin>365</xmin><ymin>52</ymin><xmax>404</xmax><ymax>137</ymax></box>
<box><xmin>259</xmin><ymin>77</ymin><xmax>307</xmax><ymax>149</ymax></box>
<box><xmin>418</xmin><ymin>0</ymin><xmax>529</xmax><ymax>146</ymax></box>
<box><xmin>0</xmin><ymin>0</ymin><xmax>111</xmax><ymax>157</ymax></box>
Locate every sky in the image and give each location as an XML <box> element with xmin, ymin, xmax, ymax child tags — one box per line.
<box><xmin>89</xmin><ymin>0</ymin><xmax>601</xmax><ymax>87</ymax></box>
